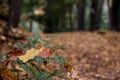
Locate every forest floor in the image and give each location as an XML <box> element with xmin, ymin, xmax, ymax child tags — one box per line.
<box><xmin>0</xmin><ymin>31</ymin><xmax>120</xmax><ymax>80</ymax></box>
<box><xmin>45</xmin><ymin>31</ymin><xmax>120</xmax><ymax>80</ymax></box>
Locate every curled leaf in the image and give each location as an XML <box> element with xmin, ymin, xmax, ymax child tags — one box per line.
<box><xmin>66</xmin><ymin>68</ymin><xmax>77</xmax><ymax>79</ymax></box>
<box><xmin>71</xmin><ymin>68</ymin><xmax>77</xmax><ymax>79</ymax></box>
<box><xmin>64</xmin><ymin>63</ymin><xmax>77</xmax><ymax>79</ymax></box>
<box><xmin>64</xmin><ymin>63</ymin><xmax>72</xmax><ymax>72</ymax></box>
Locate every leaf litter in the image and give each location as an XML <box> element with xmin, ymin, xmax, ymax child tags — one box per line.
<box><xmin>0</xmin><ymin>31</ymin><xmax>120</xmax><ymax>80</ymax></box>
<box><xmin>44</xmin><ymin>31</ymin><xmax>120</xmax><ymax>80</ymax></box>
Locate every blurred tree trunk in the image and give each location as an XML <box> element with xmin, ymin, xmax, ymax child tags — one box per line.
<box><xmin>118</xmin><ymin>4</ymin><xmax>120</xmax><ymax>29</ymax></box>
<box><xmin>0</xmin><ymin>0</ymin><xmax>2</xmax><ymax>4</ymax></box>
<box><xmin>0</xmin><ymin>0</ymin><xmax>8</xmax><ymax>21</ymax></box>
<box><xmin>108</xmin><ymin>0</ymin><xmax>120</xmax><ymax>31</ymax></box>
<box><xmin>77</xmin><ymin>0</ymin><xmax>86</xmax><ymax>30</ymax></box>
<box><xmin>90</xmin><ymin>0</ymin><xmax>103</xmax><ymax>31</ymax></box>
<box><xmin>44</xmin><ymin>0</ymin><xmax>58</xmax><ymax>33</ymax></box>
<box><xmin>44</xmin><ymin>0</ymin><xmax>67</xmax><ymax>33</ymax></box>
<box><xmin>67</xmin><ymin>3</ymin><xmax>73</xmax><ymax>31</ymax></box>
<box><xmin>58</xmin><ymin>2</ymin><xmax>67</xmax><ymax>32</ymax></box>
<box><xmin>7</xmin><ymin>0</ymin><xmax>23</xmax><ymax>29</ymax></box>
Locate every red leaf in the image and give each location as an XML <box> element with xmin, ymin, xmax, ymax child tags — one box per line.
<box><xmin>8</xmin><ymin>50</ymin><xmax>25</xmax><ymax>56</ymax></box>
<box><xmin>38</xmin><ymin>48</ymin><xmax>53</xmax><ymax>58</ymax></box>
<box><xmin>8</xmin><ymin>50</ymin><xmax>25</xmax><ymax>60</ymax></box>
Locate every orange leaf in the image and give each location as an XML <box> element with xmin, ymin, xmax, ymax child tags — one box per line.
<box><xmin>64</xmin><ymin>63</ymin><xmax>72</xmax><ymax>72</ymax></box>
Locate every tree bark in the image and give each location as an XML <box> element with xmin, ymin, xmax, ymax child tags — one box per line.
<box><xmin>108</xmin><ymin>0</ymin><xmax>120</xmax><ymax>31</ymax></box>
<box><xmin>44</xmin><ymin>0</ymin><xmax>58</xmax><ymax>33</ymax></box>
<box><xmin>67</xmin><ymin>3</ymin><xmax>73</xmax><ymax>31</ymax></box>
<box><xmin>77</xmin><ymin>0</ymin><xmax>86</xmax><ymax>30</ymax></box>
<box><xmin>90</xmin><ymin>0</ymin><xmax>103</xmax><ymax>31</ymax></box>
<box><xmin>118</xmin><ymin>4</ymin><xmax>120</xmax><ymax>30</ymax></box>
<box><xmin>44</xmin><ymin>0</ymin><xmax>67</xmax><ymax>33</ymax></box>
<box><xmin>7</xmin><ymin>0</ymin><xmax>23</xmax><ymax>29</ymax></box>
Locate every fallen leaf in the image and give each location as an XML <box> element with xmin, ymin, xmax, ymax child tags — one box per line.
<box><xmin>66</xmin><ymin>68</ymin><xmax>78</xmax><ymax>79</ymax></box>
<box><xmin>71</xmin><ymin>68</ymin><xmax>77</xmax><ymax>79</ymax></box>
<box><xmin>19</xmin><ymin>47</ymin><xmax>44</xmax><ymax>62</ymax></box>
<box><xmin>8</xmin><ymin>50</ymin><xmax>25</xmax><ymax>56</ymax></box>
<box><xmin>0</xmin><ymin>66</ymin><xmax>17</xmax><ymax>80</ymax></box>
<box><xmin>38</xmin><ymin>48</ymin><xmax>53</xmax><ymax>58</ymax></box>
<box><xmin>64</xmin><ymin>63</ymin><xmax>72</xmax><ymax>72</ymax></box>
<box><xmin>79</xmin><ymin>77</ymin><xmax>88</xmax><ymax>80</ymax></box>
<box><xmin>8</xmin><ymin>50</ymin><xmax>25</xmax><ymax>60</ymax></box>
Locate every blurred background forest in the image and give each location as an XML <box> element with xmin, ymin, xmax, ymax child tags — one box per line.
<box><xmin>0</xmin><ymin>0</ymin><xmax>120</xmax><ymax>33</ymax></box>
<box><xmin>0</xmin><ymin>0</ymin><xmax>120</xmax><ymax>80</ymax></box>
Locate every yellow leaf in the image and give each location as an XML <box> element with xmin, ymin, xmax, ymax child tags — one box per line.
<box><xmin>19</xmin><ymin>47</ymin><xmax>44</xmax><ymax>62</ymax></box>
